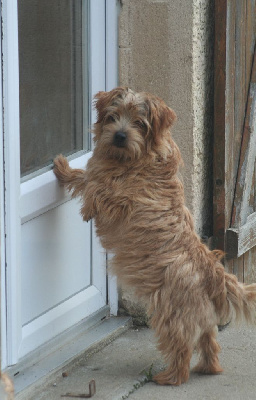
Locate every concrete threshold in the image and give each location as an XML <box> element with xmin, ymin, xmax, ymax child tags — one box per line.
<box><xmin>14</xmin><ymin>315</ymin><xmax>132</xmax><ymax>400</ymax></box>
<box><xmin>12</xmin><ymin>323</ymin><xmax>256</xmax><ymax>400</ymax></box>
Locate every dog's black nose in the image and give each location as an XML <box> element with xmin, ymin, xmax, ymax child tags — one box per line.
<box><xmin>113</xmin><ymin>131</ymin><xmax>127</xmax><ymax>148</ymax></box>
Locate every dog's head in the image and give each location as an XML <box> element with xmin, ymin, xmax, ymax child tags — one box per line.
<box><xmin>93</xmin><ymin>87</ymin><xmax>177</xmax><ymax>162</ymax></box>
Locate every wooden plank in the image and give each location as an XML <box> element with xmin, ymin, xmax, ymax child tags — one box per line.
<box><xmin>218</xmin><ymin>0</ymin><xmax>256</xmax><ymax>282</ymax></box>
<box><xmin>254</xmin><ymin>160</ymin><xmax>256</xmax><ymax>211</ymax></box>
<box><xmin>225</xmin><ymin>258</ymin><xmax>234</xmax><ymax>275</ymax></box>
<box><xmin>249</xmin><ymin>161</ymin><xmax>255</xmax><ymax>212</ymax></box>
<box><xmin>244</xmin><ymin>246</ymin><xmax>256</xmax><ymax>283</ymax></box>
<box><xmin>239</xmin><ymin>87</ymin><xmax>256</xmax><ymax>224</ymax></box>
<box><xmin>233</xmin><ymin>0</ymin><xmax>247</xmax><ymax>202</ymax></box>
<box><xmin>225</xmin><ymin>0</ymin><xmax>236</xmax><ymax>230</ymax></box>
<box><xmin>225</xmin><ymin>228</ymin><xmax>239</xmax><ymax>259</ymax></box>
<box><xmin>247</xmin><ymin>0</ymin><xmax>256</xmax><ymax>217</ymax></box>
<box><xmin>226</xmin><ymin>212</ymin><xmax>256</xmax><ymax>257</ymax></box>
<box><xmin>233</xmin><ymin>256</ymin><xmax>244</xmax><ymax>282</ymax></box>
<box><xmin>213</xmin><ymin>0</ymin><xmax>227</xmax><ymax>251</ymax></box>
<box><xmin>231</xmin><ymin>0</ymin><xmax>246</xmax><ymax>226</ymax></box>
<box><xmin>231</xmin><ymin>49</ymin><xmax>256</xmax><ymax>227</ymax></box>
<box><xmin>245</xmin><ymin>0</ymin><xmax>256</xmax><ymax>90</ymax></box>
<box><xmin>240</xmin><ymin>212</ymin><xmax>256</xmax><ymax>253</ymax></box>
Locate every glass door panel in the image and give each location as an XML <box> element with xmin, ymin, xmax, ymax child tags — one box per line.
<box><xmin>18</xmin><ymin>0</ymin><xmax>89</xmax><ymax>178</ymax></box>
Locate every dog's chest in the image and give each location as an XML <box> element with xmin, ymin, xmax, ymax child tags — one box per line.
<box><xmin>90</xmin><ymin>173</ymin><xmax>139</xmax><ymax>216</ymax></box>
<box><xmin>94</xmin><ymin>173</ymin><xmax>171</xmax><ymax>226</ymax></box>
<box><xmin>87</xmin><ymin>168</ymin><xmax>182</xmax><ymax>254</ymax></box>
<box><xmin>96</xmin><ymin>177</ymin><xmax>139</xmax><ymax>216</ymax></box>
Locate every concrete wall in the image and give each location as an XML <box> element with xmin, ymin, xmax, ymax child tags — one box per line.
<box><xmin>118</xmin><ymin>0</ymin><xmax>214</xmax><ymax>320</ymax></box>
<box><xmin>119</xmin><ymin>0</ymin><xmax>214</xmax><ymax>236</ymax></box>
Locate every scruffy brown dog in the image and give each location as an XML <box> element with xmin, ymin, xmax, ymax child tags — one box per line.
<box><xmin>54</xmin><ymin>87</ymin><xmax>256</xmax><ymax>386</ymax></box>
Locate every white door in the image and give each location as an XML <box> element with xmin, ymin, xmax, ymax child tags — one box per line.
<box><xmin>1</xmin><ymin>0</ymin><xmax>118</xmax><ymax>368</ymax></box>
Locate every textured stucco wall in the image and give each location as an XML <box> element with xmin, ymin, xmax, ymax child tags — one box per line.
<box><xmin>118</xmin><ymin>0</ymin><xmax>214</xmax><ymax>320</ymax></box>
<box><xmin>119</xmin><ymin>0</ymin><xmax>194</xmax><ymax>210</ymax></box>
<box><xmin>192</xmin><ymin>0</ymin><xmax>214</xmax><ymax>238</ymax></box>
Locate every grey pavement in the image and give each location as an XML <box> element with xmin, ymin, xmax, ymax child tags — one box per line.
<box><xmin>17</xmin><ymin>323</ymin><xmax>256</xmax><ymax>400</ymax></box>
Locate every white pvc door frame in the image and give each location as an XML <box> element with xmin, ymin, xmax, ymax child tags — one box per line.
<box><xmin>0</xmin><ymin>0</ymin><xmax>118</xmax><ymax>369</ymax></box>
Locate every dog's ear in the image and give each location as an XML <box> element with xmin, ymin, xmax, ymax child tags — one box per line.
<box><xmin>94</xmin><ymin>87</ymin><xmax>130</xmax><ymax>123</ymax></box>
<box><xmin>94</xmin><ymin>91</ymin><xmax>112</xmax><ymax>123</ymax></box>
<box><xmin>147</xmin><ymin>98</ymin><xmax>176</xmax><ymax>145</ymax></box>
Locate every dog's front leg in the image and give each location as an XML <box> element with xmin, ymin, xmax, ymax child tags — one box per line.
<box><xmin>53</xmin><ymin>154</ymin><xmax>87</xmax><ymax>198</ymax></box>
<box><xmin>54</xmin><ymin>155</ymin><xmax>96</xmax><ymax>222</ymax></box>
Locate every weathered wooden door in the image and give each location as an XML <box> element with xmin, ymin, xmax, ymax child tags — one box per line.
<box><xmin>214</xmin><ymin>0</ymin><xmax>256</xmax><ymax>283</ymax></box>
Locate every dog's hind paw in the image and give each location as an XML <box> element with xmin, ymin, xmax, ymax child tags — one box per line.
<box><xmin>192</xmin><ymin>362</ymin><xmax>223</xmax><ymax>375</ymax></box>
<box><xmin>153</xmin><ymin>368</ymin><xmax>189</xmax><ymax>386</ymax></box>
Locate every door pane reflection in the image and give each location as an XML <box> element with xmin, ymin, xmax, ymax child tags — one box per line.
<box><xmin>18</xmin><ymin>0</ymin><xmax>89</xmax><ymax>177</ymax></box>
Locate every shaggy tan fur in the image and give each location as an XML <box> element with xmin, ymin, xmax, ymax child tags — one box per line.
<box><xmin>54</xmin><ymin>87</ymin><xmax>256</xmax><ymax>386</ymax></box>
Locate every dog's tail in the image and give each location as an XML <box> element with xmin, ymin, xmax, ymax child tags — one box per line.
<box><xmin>225</xmin><ymin>271</ymin><xmax>256</xmax><ymax>324</ymax></box>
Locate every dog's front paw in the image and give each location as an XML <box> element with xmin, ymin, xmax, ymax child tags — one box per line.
<box><xmin>81</xmin><ymin>204</ymin><xmax>95</xmax><ymax>222</ymax></box>
<box><xmin>53</xmin><ymin>154</ymin><xmax>70</xmax><ymax>185</ymax></box>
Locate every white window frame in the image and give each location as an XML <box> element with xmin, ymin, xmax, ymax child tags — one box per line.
<box><xmin>0</xmin><ymin>0</ymin><xmax>118</xmax><ymax>369</ymax></box>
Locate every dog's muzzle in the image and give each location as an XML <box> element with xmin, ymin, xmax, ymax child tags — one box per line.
<box><xmin>113</xmin><ymin>131</ymin><xmax>127</xmax><ymax>148</ymax></box>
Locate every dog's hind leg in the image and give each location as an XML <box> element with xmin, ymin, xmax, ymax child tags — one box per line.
<box><xmin>53</xmin><ymin>154</ymin><xmax>87</xmax><ymax>197</ymax></box>
<box><xmin>193</xmin><ymin>327</ymin><xmax>223</xmax><ymax>374</ymax></box>
<box><xmin>153</xmin><ymin>344</ymin><xmax>192</xmax><ymax>385</ymax></box>
<box><xmin>153</xmin><ymin>331</ymin><xmax>193</xmax><ymax>386</ymax></box>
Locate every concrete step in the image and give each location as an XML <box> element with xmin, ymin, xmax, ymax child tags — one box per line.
<box><xmin>14</xmin><ymin>316</ymin><xmax>132</xmax><ymax>399</ymax></box>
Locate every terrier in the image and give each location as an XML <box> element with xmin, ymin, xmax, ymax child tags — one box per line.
<box><xmin>54</xmin><ymin>87</ymin><xmax>256</xmax><ymax>385</ymax></box>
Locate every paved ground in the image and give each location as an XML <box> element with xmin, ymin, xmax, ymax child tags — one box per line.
<box><xmin>17</xmin><ymin>322</ymin><xmax>256</xmax><ymax>400</ymax></box>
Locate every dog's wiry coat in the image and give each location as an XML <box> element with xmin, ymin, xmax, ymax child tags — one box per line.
<box><xmin>54</xmin><ymin>87</ymin><xmax>256</xmax><ymax>385</ymax></box>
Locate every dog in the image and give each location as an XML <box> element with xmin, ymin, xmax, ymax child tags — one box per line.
<box><xmin>54</xmin><ymin>87</ymin><xmax>256</xmax><ymax>385</ymax></box>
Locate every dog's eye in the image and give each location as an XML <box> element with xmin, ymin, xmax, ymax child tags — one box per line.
<box><xmin>134</xmin><ymin>120</ymin><xmax>147</xmax><ymax>130</ymax></box>
<box><xmin>106</xmin><ymin>115</ymin><xmax>115</xmax><ymax>124</ymax></box>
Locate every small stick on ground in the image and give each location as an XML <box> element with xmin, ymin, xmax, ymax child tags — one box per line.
<box><xmin>61</xmin><ymin>379</ymin><xmax>96</xmax><ymax>398</ymax></box>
